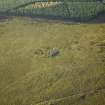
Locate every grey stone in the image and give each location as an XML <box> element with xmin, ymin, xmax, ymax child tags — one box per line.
<box><xmin>48</xmin><ymin>48</ymin><xmax>59</xmax><ymax>57</ymax></box>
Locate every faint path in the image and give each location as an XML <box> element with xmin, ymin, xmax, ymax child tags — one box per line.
<box><xmin>36</xmin><ymin>86</ymin><xmax>105</xmax><ymax>105</ymax></box>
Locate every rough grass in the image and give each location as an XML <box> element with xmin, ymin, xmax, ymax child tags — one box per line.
<box><xmin>0</xmin><ymin>18</ymin><xmax>105</xmax><ymax>105</ymax></box>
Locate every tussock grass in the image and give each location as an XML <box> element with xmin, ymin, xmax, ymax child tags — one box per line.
<box><xmin>0</xmin><ymin>18</ymin><xmax>105</xmax><ymax>105</ymax></box>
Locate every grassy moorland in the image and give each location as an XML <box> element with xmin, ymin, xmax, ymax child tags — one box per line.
<box><xmin>22</xmin><ymin>2</ymin><xmax>105</xmax><ymax>20</ymax></box>
<box><xmin>0</xmin><ymin>17</ymin><xmax>105</xmax><ymax>105</ymax></box>
<box><xmin>0</xmin><ymin>1</ymin><xmax>105</xmax><ymax>21</ymax></box>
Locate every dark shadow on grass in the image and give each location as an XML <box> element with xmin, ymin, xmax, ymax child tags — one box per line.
<box><xmin>0</xmin><ymin>11</ymin><xmax>105</xmax><ymax>24</ymax></box>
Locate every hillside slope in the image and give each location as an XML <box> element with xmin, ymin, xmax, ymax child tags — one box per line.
<box><xmin>0</xmin><ymin>0</ymin><xmax>105</xmax><ymax>20</ymax></box>
<box><xmin>0</xmin><ymin>18</ymin><xmax>105</xmax><ymax>105</ymax></box>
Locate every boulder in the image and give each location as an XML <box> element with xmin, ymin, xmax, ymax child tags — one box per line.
<box><xmin>48</xmin><ymin>48</ymin><xmax>59</xmax><ymax>57</ymax></box>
